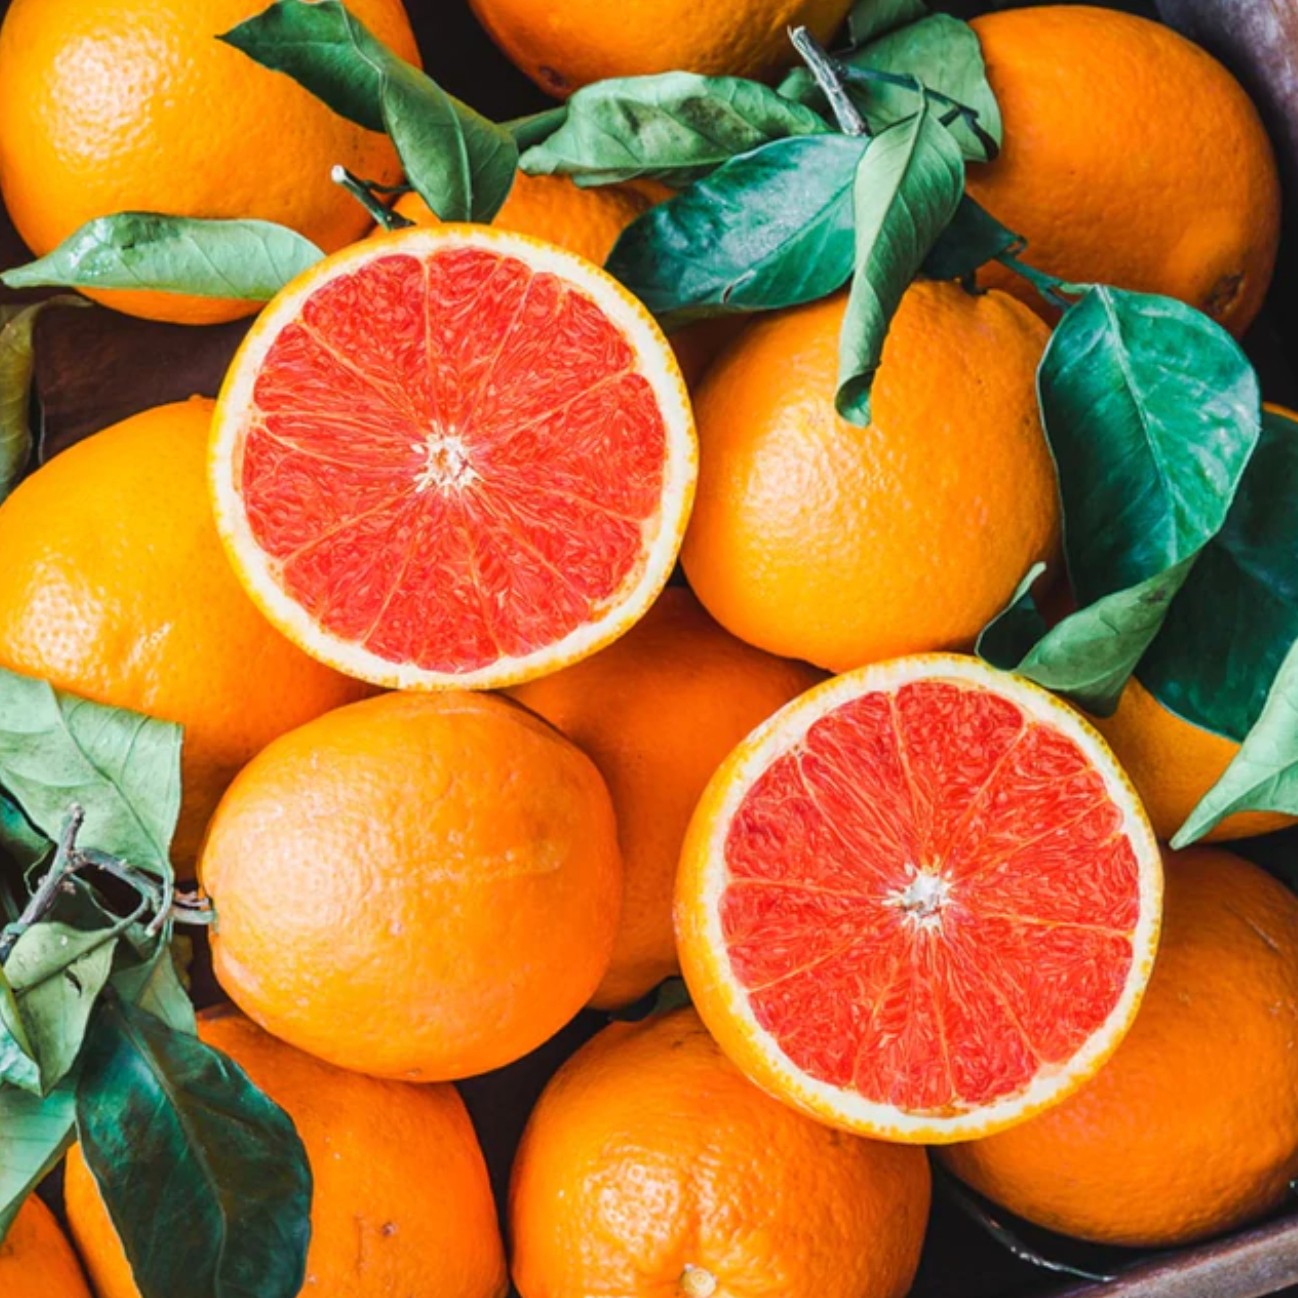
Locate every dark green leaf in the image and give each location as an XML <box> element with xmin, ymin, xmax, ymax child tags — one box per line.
<box><xmin>0</xmin><ymin>967</ymin><xmax>39</xmax><ymax>1093</ymax></box>
<box><xmin>0</xmin><ymin>1081</ymin><xmax>75</xmax><ymax>1235</ymax></box>
<box><xmin>381</xmin><ymin>60</ymin><xmax>516</xmax><ymax>222</ymax></box>
<box><xmin>505</xmin><ymin>105</ymin><xmax>568</xmax><ymax>151</ymax></box>
<box><xmin>606</xmin><ymin>134</ymin><xmax>868</xmax><ymax>323</ymax></box>
<box><xmin>221</xmin><ymin>0</ymin><xmax>517</xmax><ymax>222</ymax></box>
<box><xmin>848</xmin><ymin>0</ymin><xmax>929</xmax><ymax>45</ymax></box>
<box><xmin>6</xmin><ymin>924</ymin><xmax>117</xmax><ymax>1094</ymax></box>
<box><xmin>519</xmin><ymin>74</ymin><xmax>828</xmax><ymax>187</ymax></box>
<box><xmin>0</xmin><ymin>669</ymin><xmax>181</xmax><ymax>878</ymax></box>
<box><xmin>0</xmin><ymin>215</ymin><xmax>323</xmax><ymax>301</ymax></box>
<box><xmin>980</xmin><ymin>288</ymin><xmax>1261</xmax><ymax>713</ymax></box>
<box><xmin>782</xmin><ymin>14</ymin><xmax>1001</xmax><ymax>161</ymax></box>
<box><xmin>836</xmin><ymin>105</ymin><xmax>964</xmax><ymax>424</ymax></box>
<box><xmin>0</xmin><ymin>795</ymin><xmax>48</xmax><ymax>872</ymax></box>
<box><xmin>220</xmin><ymin>0</ymin><xmax>390</xmax><ymax>130</ymax></box>
<box><xmin>1141</xmin><ymin>406</ymin><xmax>1298</xmax><ymax>741</ymax></box>
<box><xmin>111</xmin><ymin>929</ymin><xmax>197</xmax><ymax>1035</ymax></box>
<box><xmin>0</xmin><ymin>300</ymin><xmax>88</xmax><ymax>504</ymax></box>
<box><xmin>923</xmin><ymin>195</ymin><xmax>1021</xmax><ymax>281</ymax></box>
<box><xmin>1173</xmin><ymin>637</ymin><xmax>1298</xmax><ymax>846</ymax></box>
<box><xmin>77</xmin><ymin>996</ymin><xmax>311</xmax><ymax>1298</ymax></box>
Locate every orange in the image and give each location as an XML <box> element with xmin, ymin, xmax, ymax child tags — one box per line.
<box><xmin>509</xmin><ymin>1007</ymin><xmax>931</xmax><ymax>1298</ymax></box>
<box><xmin>968</xmin><ymin>6</ymin><xmax>1280</xmax><ymax>336</ymax></box>
<box><xmin>682</xmin><ymin>283</ymin><xmax>1060</xmax><ymax>673</ymax></box>
<box><xmin>390</xmin><ymin>172</ymin><xmax>651</xmax><ymax>268</ymax></box>
<box><xmin>210</xmin><ymin>225</ymin><xmax>696</xmax><ymax>691</ymax></box>
<box><xmin>200</xmin><ymin>690</ymin><xmax>622</xmax><ymax>1080</ymax></box>
<box><xmin>676</xmin><ymin>654</ymin><xmax>1161</xmax><ymax>1143</ymax></box>
<box><xmin>468</xmin><ymin>0</ymin><xmax>854</xmax><ymax>97</ymax></box>
<box><xmin>0</xmin><ymin>399</ymin><xmax>370</xmax><ymax>868</ymax></box>
<box><xmin>65</xmin><ymin>1006</ymin><xmax>507</xmax><ymax>1298</ymax></box>
<box><xmin>0</xmin><ymin>0</ymin><xmax>420</xmax><ymax>324</ymax></box>
<box><xmin>0</xmin><ymin>1196</ymin><xmax>91</xmax><ymax>1298</ymax></box>
<box><xmin>941</xmin><ymin>846</ymin><xmax>1298</xmax><ymax>1247</ymax></box>
<box><xmin>1088</xmin><ymin>677</ymin><xmax>1291</xmax><ymax>843</ymax></box>
<box><xmin>508</xmin><ymin>587</ymin><xmax>821</xmax><ymax>1008</ymax></box>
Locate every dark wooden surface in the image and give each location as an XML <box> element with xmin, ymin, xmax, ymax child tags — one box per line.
<box><xmin>2</xmin><ymin>2</ymin><xmax>1296</xmax><ymax>1296</ymax></box>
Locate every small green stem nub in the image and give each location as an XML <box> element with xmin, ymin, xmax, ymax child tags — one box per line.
<box><xmin>789</xmin><ymin>27</ymin><xmax>871</xmax><ymax>137</ymax></box>
<box><xmin>331</xmin><ymin>166</ymin><xmax>416</xmax><ymax>232</ymax></box>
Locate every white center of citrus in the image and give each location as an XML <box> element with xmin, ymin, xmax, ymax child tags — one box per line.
<box><xmin>680</xmin><ymin>1265</ymin><xmax>718</xmax><ymax>1298</ymax></box>
<box><xmin>412</xmin><ymin>431</ymin><xmax>479</xmax><ymax>494</ymax></box>
<box><xmin>887</xmin><ymin>866</ymin><xmax>953</xmax><ymax>931</ymax></box>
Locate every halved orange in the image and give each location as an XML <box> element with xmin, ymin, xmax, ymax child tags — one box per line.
<box><xmin>676</xmin><ymin>654</ymin><xmax>1162</xmax><ymax>1143</ymax></box>
<box><xmin>211</xmin><ymin>225</ymin><xmax>696</xmax><ymax>690</ymax></box>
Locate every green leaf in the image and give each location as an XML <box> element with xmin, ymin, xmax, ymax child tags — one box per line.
<box><xmin>0</xmin><ymin>967</ymin><xmax>39</xmax><ymax>1093</ymax></box>
<box><xmin>519</xmin><ymin>74</ymin><xmax>829</xmax><ymax>187</ymax></box>
<box><xmin>0</xmin><ymin>1081</ymin><xmax>75</xmax><ymax>1236</ymax></box>
<box><xmin>0</xmin><ymin>795</ymin><xmax>48</xmax><ymax>872</ymax></box>
<box><xmin>0</xmin><ymin>299</ymin><xmax>88</xmax><ymax>504</ymax></box>
<box><xmin>0</xmin><ymin>669</ymin><xmax>182</xmax><ymax>878</ymax></box>
<box><xmin>5</xmin><ymin>924</ymin><xmax>118</xmax><ymax>1094</ymax></box>
<box><xmin>782</xmin><ymin>14</ymin><xmax>1001</xmax><ymax>162</ymax></box>
<box><xmin>380</xmin><ymin>59</ymin><xmax>516</xmax><ymax>222</ymax></box>
<box><xmin>111</xmin><ymin>928</ymin><xmax>197</xmax><ymax>1036</ymax></box>
<box><xmin>0</xmin><ymin>215</ymin><xmax>323</xmax><ymax>301</ymax></box>
<box><xmin>923</xmin><ymin>195</ymin><xmax>1021</xmax><ymax>281</ymax></box>
<box><xmin>979</xmin><ymin>288</ymin><xmax>1261</xmax><ymax>713</ymax></box>
<box><xmin>606</xmin><ymin>134</ymin><xmax>868</xmax><ymax>323</ymax></box>
<box><xmin>836</xmin><ymin>104</ymin><xmax>964</xmax><ymax>424</ymax></box>
<box><xmin>1173</xmin><ymin>637</ymin><xmax>1298</xmax><ymax>846</ymax></box>
<box><xmin>221</xmin><ymin>0</ymin><xmax>517</xmax><ymax>222</ymax></box>
<box><xmin>1141</xmin><ymin>406</ymin><xmax>1298</xmax><ymax>742</ymax></box>
<box><xmin>76</xmin><ymin>996</ymin><xmax>312</xmax><ymax>1298</ymax></box>
<box><xmin>848</xmin><ymin>0</ymin><xmax>929</xmax><ymax>45</ymax></box>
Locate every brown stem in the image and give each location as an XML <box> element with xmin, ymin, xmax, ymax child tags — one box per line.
<box><xmin>789</xmin><ymin>26</ymin><xmax>870</xmax><ymax>137</ymax></box>
<box><xmin>0</xmin><ymin>805</ymin><xmax>85</xmax><ymax>964</ymax></box>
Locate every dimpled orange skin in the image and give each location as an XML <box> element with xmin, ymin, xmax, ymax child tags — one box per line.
<box><xmin>510</xmin><ymin>1008</ymin><xmax>931</xmax><ymax>1298</ymax></box>
<box><xmin>0</xmin><ymin>1196</ymin><xmax>91</xmax><ymax>1298</ymax></box>
<box><xmin>64</xmin><ymin>1008</ymin><xmax>507</xmax><ymax>1298</ymax></box>
<box><xmin>390</xmin><ymin>173</ymin><xmax>652</xmax><ymax>268</ymax></box>
<box><xmin>942</xmin><ymin>847</ymin><xmax>1298</xmax><ymax>1247</ymax></box>
<box><xmin>507</xmin><ymin>588</ymin><xmax>822</xmax><ymax>1009</ymax></box>
<box><xmin>682</xmin><ymin>283</ymin><xmax>1060</xmax><ymax>673</ymax></box>
<box><xmin>1088</xmin><ymin>678</ymin><xmax>1292</xmax><ymax>843</ymax></box>
<box><xmin>0</xmin><ymin>0</ymin><xmax>420</xmax><ymax>324</ymax></box>
<box><xmin>201</xmin><ymin>690</ymin><xmax>623</xmax><ymax>1080</ymax></box>
<box><xmin>968</xmin><ymin>6</ymin><xmax>1280</xmax><ymax>336</ymax></box>
<box><xmin>468</xmin><ymin>0</ymin><xmax>853</xmax><ymax>97</ymax></box>
<box><xmin>0</xmin><ymin>399</ymin><xmax>371</xmax><ymax>869</ymax></box>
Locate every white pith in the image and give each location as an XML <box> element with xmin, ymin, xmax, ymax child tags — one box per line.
<box><xmin>687</xmin><ymin>654</ymin><xmax>1163</xmax><ymax>1142</ymax></box>
<box><xmin>210</xmin><ymin>224</ymin><xmax>698</xmax><ymax>691</ymax></box>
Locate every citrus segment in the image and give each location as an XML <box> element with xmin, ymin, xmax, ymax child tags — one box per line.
<box><xmin>212</xmin><ymin>226</ymin><xmax>696</xmax><ymax>690</ymax></box>
<box><xmin>677</xmin><ymin>655</ymin><xmax>1161</xmax><ymax>1143</ymax></box>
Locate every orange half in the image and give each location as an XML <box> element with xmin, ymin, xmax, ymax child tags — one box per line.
<box><xmin>211</xmin><ymin>225</ymin><xmax>696</xmax><ymax>690</ymax></box>
<box><xmin>676</xmin><ymin>654</ymin><xmax>1162</xmax><ymax>1143</ymax></box>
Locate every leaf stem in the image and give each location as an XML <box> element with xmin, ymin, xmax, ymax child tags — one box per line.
<box><xmin>0</xmin><ymin>806</ymin><xmax>84</xmax><ymax>964</ymax></box>
<box><xmin>995</xmin><ymin>250</ymin><xmax>1083</xmax><ymax>310</ymax></box>
<box><xmin>789</xmin><ymin>27</ymin><xmax>871</xmax><ymax>137</ymax></box>
<box><xmin>330</xmin><ymin>166</ymin><xmax>416</xmax><ymax>232</ymax></box>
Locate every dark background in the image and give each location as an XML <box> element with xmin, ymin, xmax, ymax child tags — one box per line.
<box><xmin>1</xmin><ymin>2</ymin><xmax>1295</xmax><ymax>1297</ymax></box>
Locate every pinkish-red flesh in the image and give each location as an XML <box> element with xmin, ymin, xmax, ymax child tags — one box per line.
<box><xmin>239</xmin><ymin>248</ymin><xmax>669</xmax><ymax>673</ymax></box>
<box><xmin>720</xmin><ymin>679</ymin><xmax>1142</xmax><ymax>1115</ymax></box>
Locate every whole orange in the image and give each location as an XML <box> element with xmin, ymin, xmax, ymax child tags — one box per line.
<box><xmin>0</xmin><ymin>0</ymin><xmax>420</xmax><ymax>324</ymax></box>
<box><xmin>508</xmin><ymin>587</ymin><xmax>821</xmax><ymax>1008</ymax></box>
<box><xmin>64</xmin><ymin>1007</ymin><xmax>507</xmax><ymax>1298</ymax></box>
<box><xmin>0</xmin><ymin>1196</ymin><xmax>91</xmax><ymax>1298</ymax></box>
<box><xmin>681</xmin><ymin>283</ymin><xmax>1060</xmax><ymax>673</ymax></box>
<box><xmin>0</xmin><ymin>399</ymin><xmax>370</xmax><ymax>868</ymax></box>
<box><xmin>967</xmin><ymin>6</ymin><xmax>1280</xmax><ymax>336</ymax></box>
<box><xmin>468</xmin><ymin>0</ymin><xmax>853</xmax><ymax>96</ymax></box>
<box><xmin>200</xmin><ymin>690</ymin><xmax>622</xmax><ymax>1080</ymax></box>
<box><xmin>390</xmin><ymin>172</ymin><xmax>651</xmax><ymax>268</ymax></box>
<box><xmin>509</xmin><ymin>1007</ymin><xmax>931</xmax><ymax>1298</ymax></box>
<box><xmin>941</xmin><ymin>847</ymin><xmax>1298</xmax><ymax>1247</ymax></box>
<box><xmin>1088</xmin><ymin>678</ymin><xmax>1292</xmax><ymax>843</ymax></box>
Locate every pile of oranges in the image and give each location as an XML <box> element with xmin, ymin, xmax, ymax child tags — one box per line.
<box><xmin>0</xmin><ymin>1</ymin><xmax>1297</xmax><ymax>1297</ymax></box>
